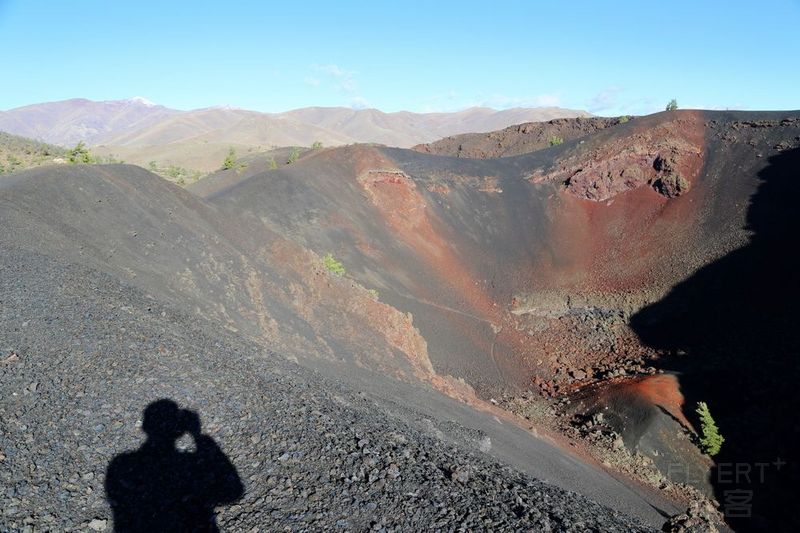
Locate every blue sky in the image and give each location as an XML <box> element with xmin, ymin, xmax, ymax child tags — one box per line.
<box><xmin>1</xmin><ymin>0</ymin><xmax>798</xmax><ymax>115</ymax></box>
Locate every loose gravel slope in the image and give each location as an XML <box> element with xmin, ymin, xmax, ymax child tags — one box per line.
<box><xmin>0</xmin><ymin>247</ymin><xmax>655</xmax><ymax>531</ymax></box>
<box><xmin>0</xmin><ymin>164</ymin><xmax>672</xmax><ymax>530</ymax></box>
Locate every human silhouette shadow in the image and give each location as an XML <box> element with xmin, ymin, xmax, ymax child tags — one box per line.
<box><xmin>106</xmin><ymin>399</ymin><xmax>244</xmax><ymax>532</ymax></box>
<box><xmin>631</xmin><ymin>147</ymin><xmax>800</xmax><ymax>531</ymax></box>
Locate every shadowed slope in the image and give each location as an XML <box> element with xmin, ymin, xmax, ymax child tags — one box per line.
<box><xmin>631</xmin><ymin>146</ymin><xmax>800</xmax><ymax>531</ymax></box>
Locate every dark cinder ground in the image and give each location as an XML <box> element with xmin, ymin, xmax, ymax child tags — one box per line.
<box><xmin>0</xmin><ymin>247</ymin><xmax>657</xmax><ymax>531</ymax></box>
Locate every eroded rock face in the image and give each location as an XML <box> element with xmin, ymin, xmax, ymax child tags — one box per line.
<box><xmin>530</xmin><ymin>113</ymin><xmax>705</xmax><ymax>201</ymax></box>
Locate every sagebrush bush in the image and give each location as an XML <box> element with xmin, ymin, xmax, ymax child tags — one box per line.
<box><xmin>322</xmin><ymin>253</ymin><xmax>345</xmax><ymax>276</ymax></box>
<box><xmin>221</xmin><ymin>148</ymin><xmax>236</xmax><ymax>170</ymax></box>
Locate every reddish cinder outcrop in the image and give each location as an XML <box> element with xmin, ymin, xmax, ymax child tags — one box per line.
<box><xmin>530</xmin><ymin>112</ymin><xmax>705</xmax><ymax>201</ymax></box>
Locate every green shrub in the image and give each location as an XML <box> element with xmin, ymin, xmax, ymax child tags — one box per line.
<box><xmin>696</xmin><ymin>401</ymin><xmax>724</xmax><ymax>456</ymax></box>
<box><xmin>68</xmin><ymin>141</ymin><xmax>93</xmax><ymax>164</ymax></box>
<box><xmin>166</xmin><ymin>165</ymin><xmax>183</xmax><ymax>179</ymax></box>
<box><xmin>368</xmin><ymin>288</ymin><xmax>379</xmax><ymax>299</ymax></box>
<box><xmin>268</xmin><ymin>157</ymin><xmax>278</xmax><ymax>170</ymax></box>
<box><xmin>322</xmin><ymin>252</ymin><xmax>345</xmax><ymax>276</ymax></box>
<box><xmin>311</xmin><ymin>141</ymin><xmax>323</xmax><ymax>149</ymax></box>
<box><xmin>548</xmin><ymin>136</ymin><xmax>564</xmax><ymax>146</ymax></box>
<box><xmin>222</xmin><ymin>147</ymin><xmax>237</xmax><ymax>170</ymax></box>
<box><xmin>287</xmin><ymin>148</ymin><xmax>301</xmax><ymax>164</ymax></box>
<box><xmin>666</xmin><ymin>99</ymin><xmax>679</xmax><ymax>112</ymax></box>
<box><xmin>619</xmin><ymin>115</ymin><xmax>630</xmax><ymax>123</ymax></box>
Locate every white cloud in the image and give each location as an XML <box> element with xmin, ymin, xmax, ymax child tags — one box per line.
<box><xmin>418</xmin><ymin>90</ymin><xmax>461</xmax><ymax>112</ymax></box>
<box><xmin>587</xmin><ymin>86</ymin><xmax>623</xmax><ymax>113</ymax></box>
<box><xmin>349</xmin><ymin>96</ymin><xmax>371</xmax><ymax>110</ymax></box>
<box><xmin>311</xmin><ymin>64</ymin><xmax>359</xmax><ymax>93</ymax></box>
<box><xmin>313</xmin><ymin>64</ymin><xmax>350</xmax><ymax>77</ymax></box>
<box><xmin>338</xmin><ymin>77</ymin><xmax>358</xmax><ymax>93</ymax></box>
<box><xmin>308</xmin><ymin>63</ymin><xmax>368</xmax><ymax>107</ymax></box>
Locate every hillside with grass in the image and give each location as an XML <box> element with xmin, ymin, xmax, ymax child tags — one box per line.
<box><xmin>0</xmin><ymin>131</ymin><xmax>67</xmax><ymax>174</ymax></box>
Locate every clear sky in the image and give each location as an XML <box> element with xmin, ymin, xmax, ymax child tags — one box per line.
<box><xmin>1</xmin><ymin>0</ymin><xmax>798</xmax><ymax>115</ymax></box>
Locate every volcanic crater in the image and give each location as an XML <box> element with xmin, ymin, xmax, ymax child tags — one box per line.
<box><xmin>2</xmin><ymin>109</ymin><xmax>799</xmax><ymax>531</ymax></box>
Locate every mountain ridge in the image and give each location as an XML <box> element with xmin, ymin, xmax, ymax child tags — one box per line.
<box><xmin>0</xmin><ymin>98</ymin><xmax>592</xmax><ymax>150</ymax></box>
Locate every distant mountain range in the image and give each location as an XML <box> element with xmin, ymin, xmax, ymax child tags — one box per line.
<box><xmin>0</xmin><ymin>98</ymin><xmax>591</xmax><ymax>170</ymax></box>
<box><xmin>0</xmin><ymin>98</ymin><xmax>591</xmax><ymax>148</ymax></box>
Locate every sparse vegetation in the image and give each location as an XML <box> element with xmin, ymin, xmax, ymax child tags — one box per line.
<box><xmin>68</xmin><ymin>141</ymin><xmax>94</xmax><ymax>164</ymax></box>
<box><xmin>222</xmin><ymin>147</ymin><xmax>237</xmax><ymax>170</ymax></box>
<box><xmin>0</xmin><ymin>131</ymin><xmax>68</xmax><ymax>174</ymax></box>
<box><xmin>268</xmin><ymin>157</ymin><xmax>278</xmax><ymax>170</ymax></box>
<box><xmin>95</xmin><ymin>154</ymin><xmax>123</xmax><ymax>164</ymax></box>
<box><xmin>548</xmin><ymin>136</ymin><xmax>564</xmax><ymax>146</ymax></box>
<box><xmin>322</xmin><ymin>252</ymin><xmax>346</xmax><ymax>276</ymax></box>
<box><xmin>145</xmin><ymin>160</ymin><xmax>204</xmax><ymax>186</ymax></box>
<box><xmin>618</xmin><ymin>115</ymin><xmax>630</xmax><ymax>123</ymax></box>
<box><xmin>287</xmin><ymin>148</ymin><xmax>301</xmax><ymax>164</ymax></box>
<box><xmin>666</xmin><ymin>99</ymin><xmax>679</xmax><ymax>112</ymax></box>
<box><xmin>311</xmin><ymin>141</ymin><xmax>323</xmax><ymax>150</ymax></box>
<box><xmin>696</xmin><ymin>401</ymin><xmax>724</xmax><ymax>456</ymax></box>
<box><xmin>368</xmin><ymin>288</ymin><xmax>379</xmax><ymax>299</ymax></box>
<box><xmin>6</xmin><ymin>154</ymin><xmax>21</xmax><ymax>172</ymax></box>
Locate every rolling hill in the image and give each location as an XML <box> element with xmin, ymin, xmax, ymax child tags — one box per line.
<box><xmin>0</xmin><ymin>98</ymin><xmax>592</xmax><ymax>171</ymax></box>
<box><xmin>0</xmin><ymin>131</ymin><xmax>67</xmax><ymax>174</ymax></box>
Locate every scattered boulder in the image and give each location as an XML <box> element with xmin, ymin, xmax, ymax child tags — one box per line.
<box><xmin>653</xmin><ymin>154</ymin><xmax>677</xmax><ymax>173</ymax></box>
<box><xmin>653</xmin><ymin>173</ymin><xmax>690</xmax><ymax>198</ymax></box>
<box><xmin>663</xmin><ymin>497</ymin><xmax>724</xmax><ymax>532</ymax></box>
<box><xmin>87</xmin><ymin>518</ymin><xmax>108</xmax><ymax>531</ymax></box>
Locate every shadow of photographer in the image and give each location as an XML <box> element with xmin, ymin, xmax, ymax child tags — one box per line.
<box><xmin>106</xmin><ymin>399</ymin><xmax>244</xmax><ymax>532</ymax></box>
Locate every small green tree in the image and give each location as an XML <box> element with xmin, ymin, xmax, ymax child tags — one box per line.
<box><xmin>311</xmin><ymin>141</ymin><xmax>323</xmax><ymax>150</ymax></box>
<box><xmin>666</xmin><ymin>99</ymin><xmax>679</xmax><ymax>111</ymax></box>
<box><xmin>322</xmin><ymin>252</ymin><xmax>345</xmax><ymax>276</ymax></box>
<box><xmin>287</xmin><ymin>148</ymin><xmax>301</xmax><ymax>164</ymax></box>
<box><xmin>68</xmin><ymin>141</ymin><xmax>93</xmax><ymax>164</ymax></box>
<box><xmin>696</xmin><ymin>401</ymin><xmax>724</xmax><ymax>456</ymax></box>
<box><xmin>221</xmin><ymin>147</ymin><xmax>236</xmax><ymax>170</ymax></box>
<box><xmin>548</xmin><ymin>136</ymin><xmax>564</xmax><ymax>146</ymax></box>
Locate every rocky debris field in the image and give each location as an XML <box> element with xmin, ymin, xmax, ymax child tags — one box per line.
<box><xmin>0</xmin><ymin>247</ymin><xmax>655</xmax><ymax>531</ymax></box>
